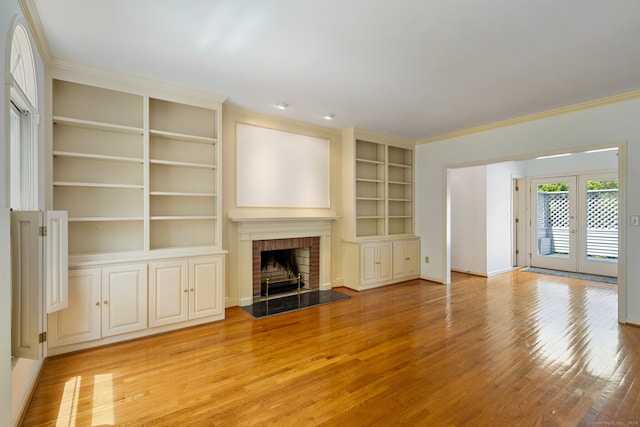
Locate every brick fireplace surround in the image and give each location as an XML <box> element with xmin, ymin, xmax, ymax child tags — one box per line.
<box><xmin>229</xmin><ymin>216</ymin><xmax>336</xmax><ymax>307</ymax></box>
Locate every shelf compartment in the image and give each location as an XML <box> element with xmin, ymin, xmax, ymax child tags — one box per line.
<box><xmin>150</xmin><ymin>164</ymin><xmax>215</xmax><ymax>195</ymax></box>
<box><xmin>388</xmin><ymin>182</ymin><xmax>413</xmax><ymax>201</ymax></box>
<box><xmin>149</xmin><ymin>98</ymin><xmax>216</xmax><ymax>139</ymax></box>
<box><xmin>53</xmin><ymin>122</ymin><xmax>143</xmax><ymax>159</ymax></box>
<box><xmin>388</xmin><ymin>199</ymin><xmax>413</xmax><ymax>218</ymax></box>
<box><xmin>356</xmin><ymin>217</ymin><xmax>385</xmax><ymax>237</ymax></box>
<box><xmin>150</xmin><ymin>194</ymin><xmax>215</xmax><ymax>217</ymax></box>
<box><xmin>54</xmin><ymin>156</ymin><xmax>143</xmax><ymax>187</ymax></box>
<box><xmin>53</xmin><ymin>80</ymin><xmax>143</xmax><ymax>128</ymax></box>
<box><xmin>150</xmin><ymin>133</ymin><xmax>215</xmax><ymax>165</ymax></box>
<box><xmin>388</xmin><ymin>217</ymin><xmax>413</xmax><ymax>235</ymax></box>
<box><xmin>387</xmin><ymin>146</ymin><xmax>412</xmax><ymax>167</ymax></box>
<box><xmin>356</xmin><ymin>180</ymin><xmax>385</xmax><ymax>200</ymax></box>
<box><xmin>150</xmin><ymin>218</ymin><xmax>215</xmax><ymax>250</ymax></box>
<box><xmin>356</xmin><ymin>199</ymin><xmax>385</xmax><ymax>218</ymax></box>
<box><xmin>388</xmin><ymin>165</ymin><xmax>412</xmax><ymax>184</ymax></box>
<box><xmin>54</xmin><ymin>186</ymin><xmax>143</xmax><ymax>219</ymax></box>
<box><xmin>356</xmin><ymin>140</ymin><xmax>385</xmax><ymax>163</ymax></box>
<box><xmin>356</xmin><ymin>161</ymin><xmax>385</xmax><ymax>182</ymax></box>
<box><xmin>68</xmin><ymin>220</ymin><xmax>144</xmax><ymax>255</ymax></box>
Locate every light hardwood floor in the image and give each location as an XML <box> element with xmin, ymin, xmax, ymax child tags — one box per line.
<box><xmin>22</xmin><ymin>271</ymin><xmax>640</xmax><ymax>426</ymax></box>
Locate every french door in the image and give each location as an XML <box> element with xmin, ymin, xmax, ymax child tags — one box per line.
<box><xmin>530</xmin><ymin>173</ymin><xmax>618</xmax><ymax>277</ymax></box>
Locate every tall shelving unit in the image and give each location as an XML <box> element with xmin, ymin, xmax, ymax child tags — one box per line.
<box><xmin>342</xmin><ymin>127</ymin><xmax>419</xmax><ymax>291</ymax></box>
<box><xmin>149</xmin><ymin>98</ymin><xmax>218</xmax><ymax>251</ymax></box>
<box><xmin>52</xmin><ymin>80</ymin><xmax>145</xmax><ymax>255</ymax></box>
<box><xmin>47</xmin><ymin>65</ymin><xmax>226</xmax><ymax>355</ymax></box>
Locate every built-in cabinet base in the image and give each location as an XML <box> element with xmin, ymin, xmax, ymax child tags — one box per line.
<box><xmin>342</xmin><ymin>237</ymin><xmax>420</xmax><ymax>291</ymax></box>
<box><xmin>47</xmin><ymin>254</ymin><xmax>225</xmax><ymax>356</ymax></box>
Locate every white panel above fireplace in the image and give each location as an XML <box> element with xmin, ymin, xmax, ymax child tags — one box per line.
<box><xmin>236</xmin><ymin>124</ymin><xmax>330</xmax><ymax>208</ymax></box>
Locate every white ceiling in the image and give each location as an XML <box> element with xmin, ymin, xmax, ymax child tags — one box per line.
<box><xmin>32</xmin><ymin>0</ymin><xmax>640</xmax><ymax>140</ymax></box>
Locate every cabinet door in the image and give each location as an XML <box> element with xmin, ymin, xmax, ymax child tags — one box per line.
<box><xmin>378</xmin><ymin>241</ymin><xmax>393</xmax><ymax>282</ymax></box>
<box><xmin>360</xmin><ymin>242</ymin><xmax>378</xmax><ymax>286</ymax></box>
<box><xmin>404</xmin><ymin>239</ymin><xmax>420</xmax><ymax>277</ymax></box>
<box><xmin>189</xmin><ymin>257</ymin><xmax>223</xmax><ymax>319</ymax></box>
<box><xmin>48</xmin><ymin>268</ymin><xmax>101</xmax><ymax>347</ymax></box>
<box><xmin>149</xmin><ymin>260</ymin><xmax>189</xmax><ymax>327</ymax></box>
<box><xmin>393</xmin><ymin>239</ymin><xmax>420</xmax><ymax>279</ymax></box>
<box><xmin>393</xmin><ymin>241</ymin><xmax>408</xmax><ymax>278</ymax></box>
<box><xmin>102</xmin><ymin>264</ymin><xmax>147</xmax><ymax>337</ymax></box>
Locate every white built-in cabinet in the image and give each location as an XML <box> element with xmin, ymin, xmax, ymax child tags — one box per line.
<box><xmin>343</xmin><ymin>237</ymin><xmax>419</xmax><ymax>291</ymax></box>
<box><xmin>360</xmin><ymin>241</ymin><xmax>393</xmax><ymax>287</ymax></box>
<box><xmin>393</xmin><ymin>239</ymin><xmax>420</xmax><ymax>280</ymax></box>
<box><xmin>47</xmin><ymin>66</ymin><xmax>226</xmax><ymax>354</ymax></box>
<box><xmin>149</xmin><ymin>257</ymin><xmax>224</xmax><ymax>327</ymax></box>
<box><xmin>342</xmin><ymin>127</ymin><xmax>419</xmax><ymax>290</ymax></box>
<box><xmin>48</xmin><ymin>265</ymin><xmax>147</xmax><ymax>347</ymax></box>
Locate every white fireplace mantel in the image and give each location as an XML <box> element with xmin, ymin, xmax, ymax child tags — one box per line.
<box><xmin>231</xmin><ymin>215</ymin><xmax>337</xmax><ymax>306</ymax></box>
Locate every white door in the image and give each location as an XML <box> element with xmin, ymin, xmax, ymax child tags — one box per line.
<box><xmin>577</xmin><ymin>173</ymin><xmax>618</xmax><ymax>277</ymax></box>
<box><xmin>377</xmin><ymin>241</ymin><xmax>393</xmax><ymax>282</ymax></box>
<box><xmin>530</xmin><ymin>174</ymin><xmax>618</xmax><ymax>277</ymax></box>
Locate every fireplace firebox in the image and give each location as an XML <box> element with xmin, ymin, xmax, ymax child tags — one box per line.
<box><xmin>253</xmin><ymin>237</ymin><xmax>320</xmax><ymax>302</ymax></box>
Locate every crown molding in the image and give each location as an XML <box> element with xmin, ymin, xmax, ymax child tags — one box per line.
<box><xmin>418</xmin><ymin>89</ymin><xmax>640</xmax><ymax>145</ymax></box>
<box><xmin>19</xmin><ymin>0</ymin><xmax>51</xmax><ymax>63</ymax></box>
<box><xmin>48</xmin><ymin>58</ymin><xmax>227</xmax><ymax>106</ymax></box>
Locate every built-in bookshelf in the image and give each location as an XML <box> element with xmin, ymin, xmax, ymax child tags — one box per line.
<box><xmin>342</xmin><ymin>127</ymin><xmax>415</xmax><ymax>239</ymax></box>
<box><xmin>52</xmin><ymin>80</ymin><xmax>145</xmax><ymax>255</ymax></box>
<box><xmin>51</xmin><ymin>77</ymin><xmax>224</xmax><ymax>261</ymax></box>
<box><xmin>149</xmin><ymin>98</ymin><xmax>218</xmax><ymax>251</ymax></box>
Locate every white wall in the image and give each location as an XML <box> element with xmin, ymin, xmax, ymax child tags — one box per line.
<box><xmin>450</xmin><ymin>161</ymin><xmax>521</xmax><ymax>277</ymax></box>
<box><xmin>415</xmin><ymin>97</ymin><xmax>640</xmax><ymax>324</ymax></box>
<box><xmin>450</xmin><ymin>165</ymin><xmax>486</xmax><ymax>274</ymax></box>
<box><xmin>485</xmin><ymin>162</ymin><xmax>518</xmax><ymax>276</ymax></box>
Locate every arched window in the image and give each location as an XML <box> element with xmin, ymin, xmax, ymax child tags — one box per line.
<box><xmin>8</xmin><ymin>22</ymin><xmax>38</xmax><ymax>210</ymax></box>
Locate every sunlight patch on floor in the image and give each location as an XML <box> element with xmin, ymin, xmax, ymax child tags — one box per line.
<box><xmin>92</xmin><ymin>373</ymin><xmax>114</xmax><ymax>426</ymax></box>
<box><xmin>56</xmin><ymin>376</ymin><xmax>81</xmax><ymax>427</ymax></box>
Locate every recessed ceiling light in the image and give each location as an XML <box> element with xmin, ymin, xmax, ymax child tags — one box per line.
<box><xmin>275</xmin><ymin>102</ymin><xmax>288</xmax><ymax>110</ymax></box>
<box><xmin>323</xmin><ymin>113</ymin><xmax>334</xmax><ymax>120</ymax></box>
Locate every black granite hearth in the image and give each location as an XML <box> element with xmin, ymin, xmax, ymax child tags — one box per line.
<box><xmin>241</xmin><ymin>290</ymin><xmax>350</xmax><ymax>319</ymax></box>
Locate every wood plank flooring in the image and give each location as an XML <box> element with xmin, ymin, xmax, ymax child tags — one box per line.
<box><xmin>21</xmin><ymin>270</ymin><xmax>640</xmax><ymax>426</ymax></box>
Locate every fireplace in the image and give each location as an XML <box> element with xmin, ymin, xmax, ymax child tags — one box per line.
<box><xmin>253</xmin><ymin>237</ymin><xmax>320</xmax><ymax>302</ymax></box>
<box><xmin>229</xmin><ymin>215</ymin><xmax>336</xmax><ymax>307</ymax></box>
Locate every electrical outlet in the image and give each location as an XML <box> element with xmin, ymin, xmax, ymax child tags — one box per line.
<box><xmin>631</xmin><ymin>215</ymin><xmax>640</xmax><ymax>226</ymax></box>
<box><xmin>424</xmin><ymin>256</ymin><xmax>429</xmax><ymax>263</ymax></box>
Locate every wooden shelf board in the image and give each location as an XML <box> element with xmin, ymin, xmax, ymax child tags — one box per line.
<box><xmin>150</xmin><ymin>159</ymin><xmax>215</xmax><ymax>169</ymax></box>
<box><xmin>53</xmin><ymin>150</ymin><xmax>142</xmax><ymax>163</ymax></box>
<box><xmin>150</xmin><ymin>216</ymin><xmax>216</xmax><ymax>221</ymax></box>
<box><xmin>150</xmin><ymin>129</ymin><xmax>216</xmax><ymax>144</ymax></box>
<box><xmin>53</xmin><ymin>116</ymin><xmax>143</xmax><ymax>134</ymax></box>
<box><xmin>149</xmin><ymin>191</ymin><xmax>216</xmax><ymax>197</ymax></box>
<box><xmin>53</xmin><ymin>181</ymin><xmax>144</xmax><ymax>189</ymax></box>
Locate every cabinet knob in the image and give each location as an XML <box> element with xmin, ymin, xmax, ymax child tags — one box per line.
<box><xmin>184</xmin><ymin>289</ymin><xmax>189</xmax><ymax>293</ymax></box>
<box><xmin>103</xmin><ymin>300</ymin><xmax>108</xmax><ymax>305</ymax></box>
<box><xmin>190</xmin><ymin>288</ymin><xmax>194</xmax><ymax>292</ymax></box>
<box><xmin>405</xmin><ymin>257</ymin><xmax>410</xmax><ymax>260</ymax></box>
<box><xmin>95</xmin><ymin>302</ymin><xmax>100</xmax><ymax>306</ymax></box>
